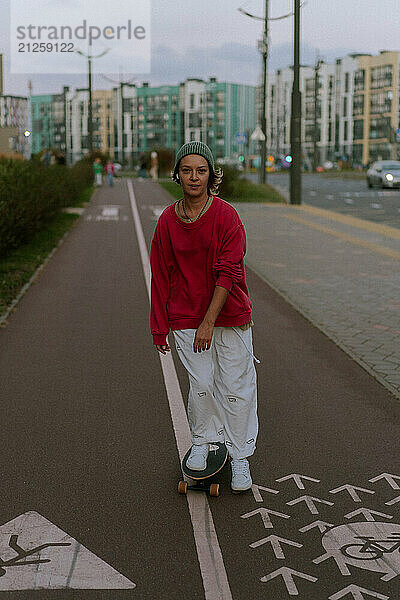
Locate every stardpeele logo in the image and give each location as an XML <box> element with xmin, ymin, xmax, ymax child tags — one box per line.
<box><xmin>10</xmin><ymin>0</ymin><xmax>151</xmax><ymax>75</ymax></box>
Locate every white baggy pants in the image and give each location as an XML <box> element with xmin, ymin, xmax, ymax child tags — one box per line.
<box><xmin>172</xmin><ymin>327</ymin><xmax>259</xmax><ymax>459</ymax></box>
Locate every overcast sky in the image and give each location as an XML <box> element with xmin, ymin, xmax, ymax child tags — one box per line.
<box><xmin>1</xmin><ymin>0</ymin><xmax>399</xmax><ymax>96</ymax></box>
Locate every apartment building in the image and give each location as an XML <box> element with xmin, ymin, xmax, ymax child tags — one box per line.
<box><xmin>0</xmin><ymin>94</ymin><xmax>30</xmax><ymax>157</ymax></box>
<box><xmin>61</xmin><ymin>77</ymin><xmax>256</xmax><ymax>164</ymax></box>
<box><xmin>353</xmin><ymin>51</ymin><xmax>399</xmax><ymax>165</ymax></box>
<box><xmin>31</xmin><ymin>88</ymin><xmax>69</xmax><ymax>155</ymax></box>
<box><xmin>65</xmin><ymin>88</ymin><xmax>114</xmax><ymax>164</ymax></box>
<box><xmin>266</xmin><ymin>51</ymin><xmax>400</xmax><ymax>167</ymax></box>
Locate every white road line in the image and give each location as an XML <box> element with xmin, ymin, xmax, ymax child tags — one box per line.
<box><xmin>127</xmin><ymin>179</ymin><xmax>233</xmax><ymax>600</ymax></box>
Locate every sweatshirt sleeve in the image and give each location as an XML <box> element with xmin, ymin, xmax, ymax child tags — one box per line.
<box><xmin>150</xmin><ymin>230</ymin><xmax>170</xmax><ymax>346</ymax></box>
<box><xmin>213</xmin><ymin>222</ymin><xmax>246</xmax><ymax>292</ymax></box>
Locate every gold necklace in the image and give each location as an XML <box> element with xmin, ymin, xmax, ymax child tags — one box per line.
<box><xmin>181</xmin><ymin>196</ymin><xmax>210</xmax><ymax>222</ymax></box>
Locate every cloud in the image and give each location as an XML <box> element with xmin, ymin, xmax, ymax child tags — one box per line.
<box><xmin>148</xmin><ymin>41</ymin><xmax>357</xmax><ymax>87</ymax></box>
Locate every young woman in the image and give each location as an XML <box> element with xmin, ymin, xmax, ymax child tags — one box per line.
<box><xmin>150</xmin><ymin>141</ymin><xmax>259</xmax><ymax>492</ymax></box>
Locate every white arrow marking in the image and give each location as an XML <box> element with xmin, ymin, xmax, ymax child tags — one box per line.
<box><xmin>0</xmin><ymin>511</ymin><xmax>135</xmax><ymax>590</ymax></box>
<box><xmin>102</xmin><ymin>207</ymin><xmax>119</xmax><ymax>217</ymax></box>
<box><xmin>329</xmin><ymin>484</ymin><xmax>375</xmax><ymax>503</ymax></box>
<box><xmin>344</xmin><ymin>508</ymin><xmax>393</xmax><ymax>522</ymax></box>
<box><xmin>329</xmin><ymin>584</ymin><xmax>389</xmax><ymax>600</ymax></box>
<box><xmin>369</xmin><ymin>473</ymin><xmax>400</xmax><ymax>490</ymax></box>
<box><xmin>385</xmin><ymin>495</ymin><xmax>400</xmax><ymax>506</ymax></box>
<box><xmin>299</xmin><ymin>520</ymin><xmax>334</xmax><ymax>533</ymax></box>
<box><xmin>250</xmin><ymin>535</ymin><xmax>302</xmax><ymax>559</ymax></box>
<box><xmin>287</xmin><ymin>495</ymin><xmax>334</xmax><ymax>515</ymax></box>
<box><xmin>241</xmin><ymin>508</ymin><xmax>290</xmax><ymax>529</ymax></box>
<box><xmin>276</xmin><ymin>474</ymin><xmax>320</xmax><ymax>490</ymax></box>
<box><xmin>313</xmin><ymin>551</ymin><xmax>351</xmax><ymax>575</ymax></box>
<box><xmin>261</xmin><ymin>567</ymin><xmax>317</xmax><ymax>595</ymax></box>
<box><xmin>251</xmin><ymin>484</ymin><xmax>279</xmax><ymax>502</ymax></box>
<box><xmin>147</xmin><ymin>205</ymin><xmax>166</xmax><ymax>221</ymax></box>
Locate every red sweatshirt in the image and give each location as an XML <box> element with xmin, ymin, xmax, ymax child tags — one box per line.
<box><xmin>150</xmin><ymin>196</ymin><xmax>252</xmax><ymax>345</ymax></box>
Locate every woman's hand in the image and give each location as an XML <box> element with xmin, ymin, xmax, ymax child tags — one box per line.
<box><xmin>156</xmin><ymin>344</ymin><xmax>171</xmax><ymax>355</ymax></box>
<box><xmin>193</xmin><ymin>320</ymin><xmax>214</xmax><ymax>352</ymax></box>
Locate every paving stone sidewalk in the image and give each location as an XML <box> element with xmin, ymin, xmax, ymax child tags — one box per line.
<box><xmin>233</xmin><ymin>202</ymin><xmax>400</xmax><ymax>400</ymax></box>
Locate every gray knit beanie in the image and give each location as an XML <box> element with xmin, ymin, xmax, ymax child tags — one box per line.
<box><xmin>173</xmin><ymin>141</ymin><xmax>215</xmax><ymax>176</ymax></box>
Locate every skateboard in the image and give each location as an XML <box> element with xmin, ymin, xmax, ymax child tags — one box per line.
<box><xmin>178</xmin><ymin>442</ymin><xmax>228</xmax><ymax>497</ymax></box>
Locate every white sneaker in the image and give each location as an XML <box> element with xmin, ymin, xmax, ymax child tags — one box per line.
<box><xmin>231</xmin><ymin>458</ymin><xmax>252</xmax><ymax>492</ymax></box>
<box><xmin>186</xmin><ymin>444</ymin><xmax>209</xmax><ymax>471</ymax></box>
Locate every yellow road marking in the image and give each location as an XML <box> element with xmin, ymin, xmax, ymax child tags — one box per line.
<box><xmin>299</xmin><ymin>204</ymin><xmax>400</xmax><ymax>240</ymax></box>
<box><xmin>282</xmin><ymin>213</ymin><xmax>400</xmax><ymax>261</ymax></box>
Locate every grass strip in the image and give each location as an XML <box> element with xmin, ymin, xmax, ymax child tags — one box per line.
<box><xmin>0</xmin><ymin>185</ymin><xmax>93</xmax><ymax>319</ymax></box>
<box><xmin>159</xmin><ymin>178</ymin><xmax>285</xmax><ymax>203</ymax></box>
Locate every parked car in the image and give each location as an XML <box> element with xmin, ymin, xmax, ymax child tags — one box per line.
<box><xmin>366</xmin><ymin>160</ymin><xmax>400</xmax><ymax>189</ymax></box>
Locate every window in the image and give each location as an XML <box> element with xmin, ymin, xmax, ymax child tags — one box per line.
<box><xmin>354</xmin><ymin>70</ymin><xmax>365</xmax><ymax>91</ymax></box>
<box><xmin>371</xmin><ymin>64</ymin><xmax>393</xmax><ymax>89</ymax></box>
<box><xmin>353</xmin><ymin>95</ymin><xmax>364</xmax><ymax>116</ymax></box>
<box><xmin>190</xmin><ymin>94</ymin><xmax>195</xmax><ymax>109</ymax></box>
<box><xmin>343</xmin><ymin>97</ymin><xmax>348</xmax><ymax>117</ymax></box>
<box><xmin>370</xmin><ymin>91</ymin><xmax>392</xmax><ymax>114</ymax></box>
<box><xmin>345</xmin><ymin>72</ymin><xmax>349</xmax><ymax>93</ymax></box>
<box><xmin>369</xmin><ymin>117</ymin><xmax>391</xmax><ymax>139</ymax></box>
<box><xmin>353</xmin><ymin>120</ymin><xmax>364</xmax><ymax>140</ymax></box>
<box><xmin>344</xmin><ymin>121</ymin><xmax>348</xmax><ymax>141</ymax></box>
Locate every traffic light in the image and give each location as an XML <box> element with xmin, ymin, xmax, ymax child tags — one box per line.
<box><xmin>239</xmin><ymin>155</ymin><xmax>245</xmax><ymax>162</ymax></box>
<box><xmin>281</xmin><ymin>154</ymin><xmax>293</xmax><ymax>169</ymax></box>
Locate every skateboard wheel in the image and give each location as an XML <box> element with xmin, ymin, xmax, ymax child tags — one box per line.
<box><xmin>209</xmin><ymin>484</ymin><xmax>220</xmax><ymax>497</ymax></box>
<box><xmin>178</xmin><ymin>481</ymin><xmax>188</xmax><ymax>495</ymax></box>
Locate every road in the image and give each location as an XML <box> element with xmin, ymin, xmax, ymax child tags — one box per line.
<box><xmin>0</xmin><ymin>178</ymin><xmax>398</xmax><ymax>599</ymax></box>
<box><xmin>246</xmin><ymin>171</ymin><xmax>400</xmax><ymax>228</ymax></box>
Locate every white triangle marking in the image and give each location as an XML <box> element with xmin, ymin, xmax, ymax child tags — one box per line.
<box><xmin>0</xmin><ymin>511</ymin><xmax>136</xmax><ymax>590</ymax></box>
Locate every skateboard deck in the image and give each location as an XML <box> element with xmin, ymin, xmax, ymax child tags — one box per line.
<box><xmin>178</xmin><ymin>443</ymin><xmax>228</xmax><ymax>497</ymax></box>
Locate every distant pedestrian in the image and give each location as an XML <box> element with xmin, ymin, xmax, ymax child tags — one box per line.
<box><xmin>93</xmin><ymin>158</ymin><xmax>103</xmax><ymax>186</ymax></box>
<box><xmin>150</xmin><ymin>151</ymin><xmax>159</xmax><ymax>180</ymax></box>
<box><xmin>41</xmin><ymin>149</ymin><xmax>51</xmax><ymax>167</ymax></box>
<box><xmin>105</xmin><ymin>160</ymin><xmax>115</xmax><ymax>186</ymax></box>
<box><xmin>138</xmin><ymin>153</ymin><xmax>147</xmax><ymax>178</ymax></box>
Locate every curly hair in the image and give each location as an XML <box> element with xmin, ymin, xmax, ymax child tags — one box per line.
<box><xmin>172</xmin><ymin>160</ymin><xmax>224</xmax><ymax>196</ymax></box>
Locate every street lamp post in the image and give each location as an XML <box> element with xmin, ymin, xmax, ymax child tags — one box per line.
<box><xmin>289</xmin><ymin>0</ymin><xmax>302</xmax><ymax>204</ymax></box>
<box><xmin>102</xmin><ymin>74</ymin><xmax>136</xmax><ymax>164</ymax></box>
<box><xmin>260</xmin><ymin>1</ymin><xmax>269</xmax><ymax>184</ymax></box>
<box><xmin>75</xmin><ymin>48</ymin><xmax>109</xmax><ymax>156</ymax></box>
<box><xmin>239</xmin><ymin>2</ymin><xmax>269</xmax><ymax>184</ymax></box>
<box><xmin>239</xmin><ymin>2</ymin><xmax>303</xmax><ymax>186</ymax></box>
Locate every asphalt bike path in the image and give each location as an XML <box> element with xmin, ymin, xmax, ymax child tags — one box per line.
<box><xmin>0</xmin><ymin>180</ymin><xmax>203</xmax><ymax>599</ymax></box>
<box><xmin>0</xmin><ymin>178</ymin><xmax>398</xmax><ymax>599</ymax></box>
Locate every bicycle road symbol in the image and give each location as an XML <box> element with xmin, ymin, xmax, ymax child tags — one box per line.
<box><xmin>0</xmin><ymin>534</ymin><xmax>71</xmax><ymax>576</ymax></box>
<box><xmin>341</xmin><ymin>532</ymin><xmax>400</xmax><ymax>560</ymax></box>
<box><xmin>319</xmin><ymin>522</ymin><xmax>400</xmax><ymax>581</ymax></box>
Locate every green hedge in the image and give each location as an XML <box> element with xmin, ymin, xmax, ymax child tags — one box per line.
<box><xmin>0</xmin><ymin>157</ymin><xmax>93</xmax><ymax>258</ymax></box>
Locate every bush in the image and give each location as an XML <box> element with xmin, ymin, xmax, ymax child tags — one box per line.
<box><xmin>218</xmin><ymin>166</ymin><xmax>284</xmax><ymax>203</ymax></box>
<box><xmin>0</xmin><ymin>157</ymin><xmax>93</xmax><ymax>258</ymax></box>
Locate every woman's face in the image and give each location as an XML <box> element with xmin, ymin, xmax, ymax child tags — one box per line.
<box><xmin>179</xmin><ymin>154</ymin><xmax>210</xmax><ymax>199</ymax></box>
